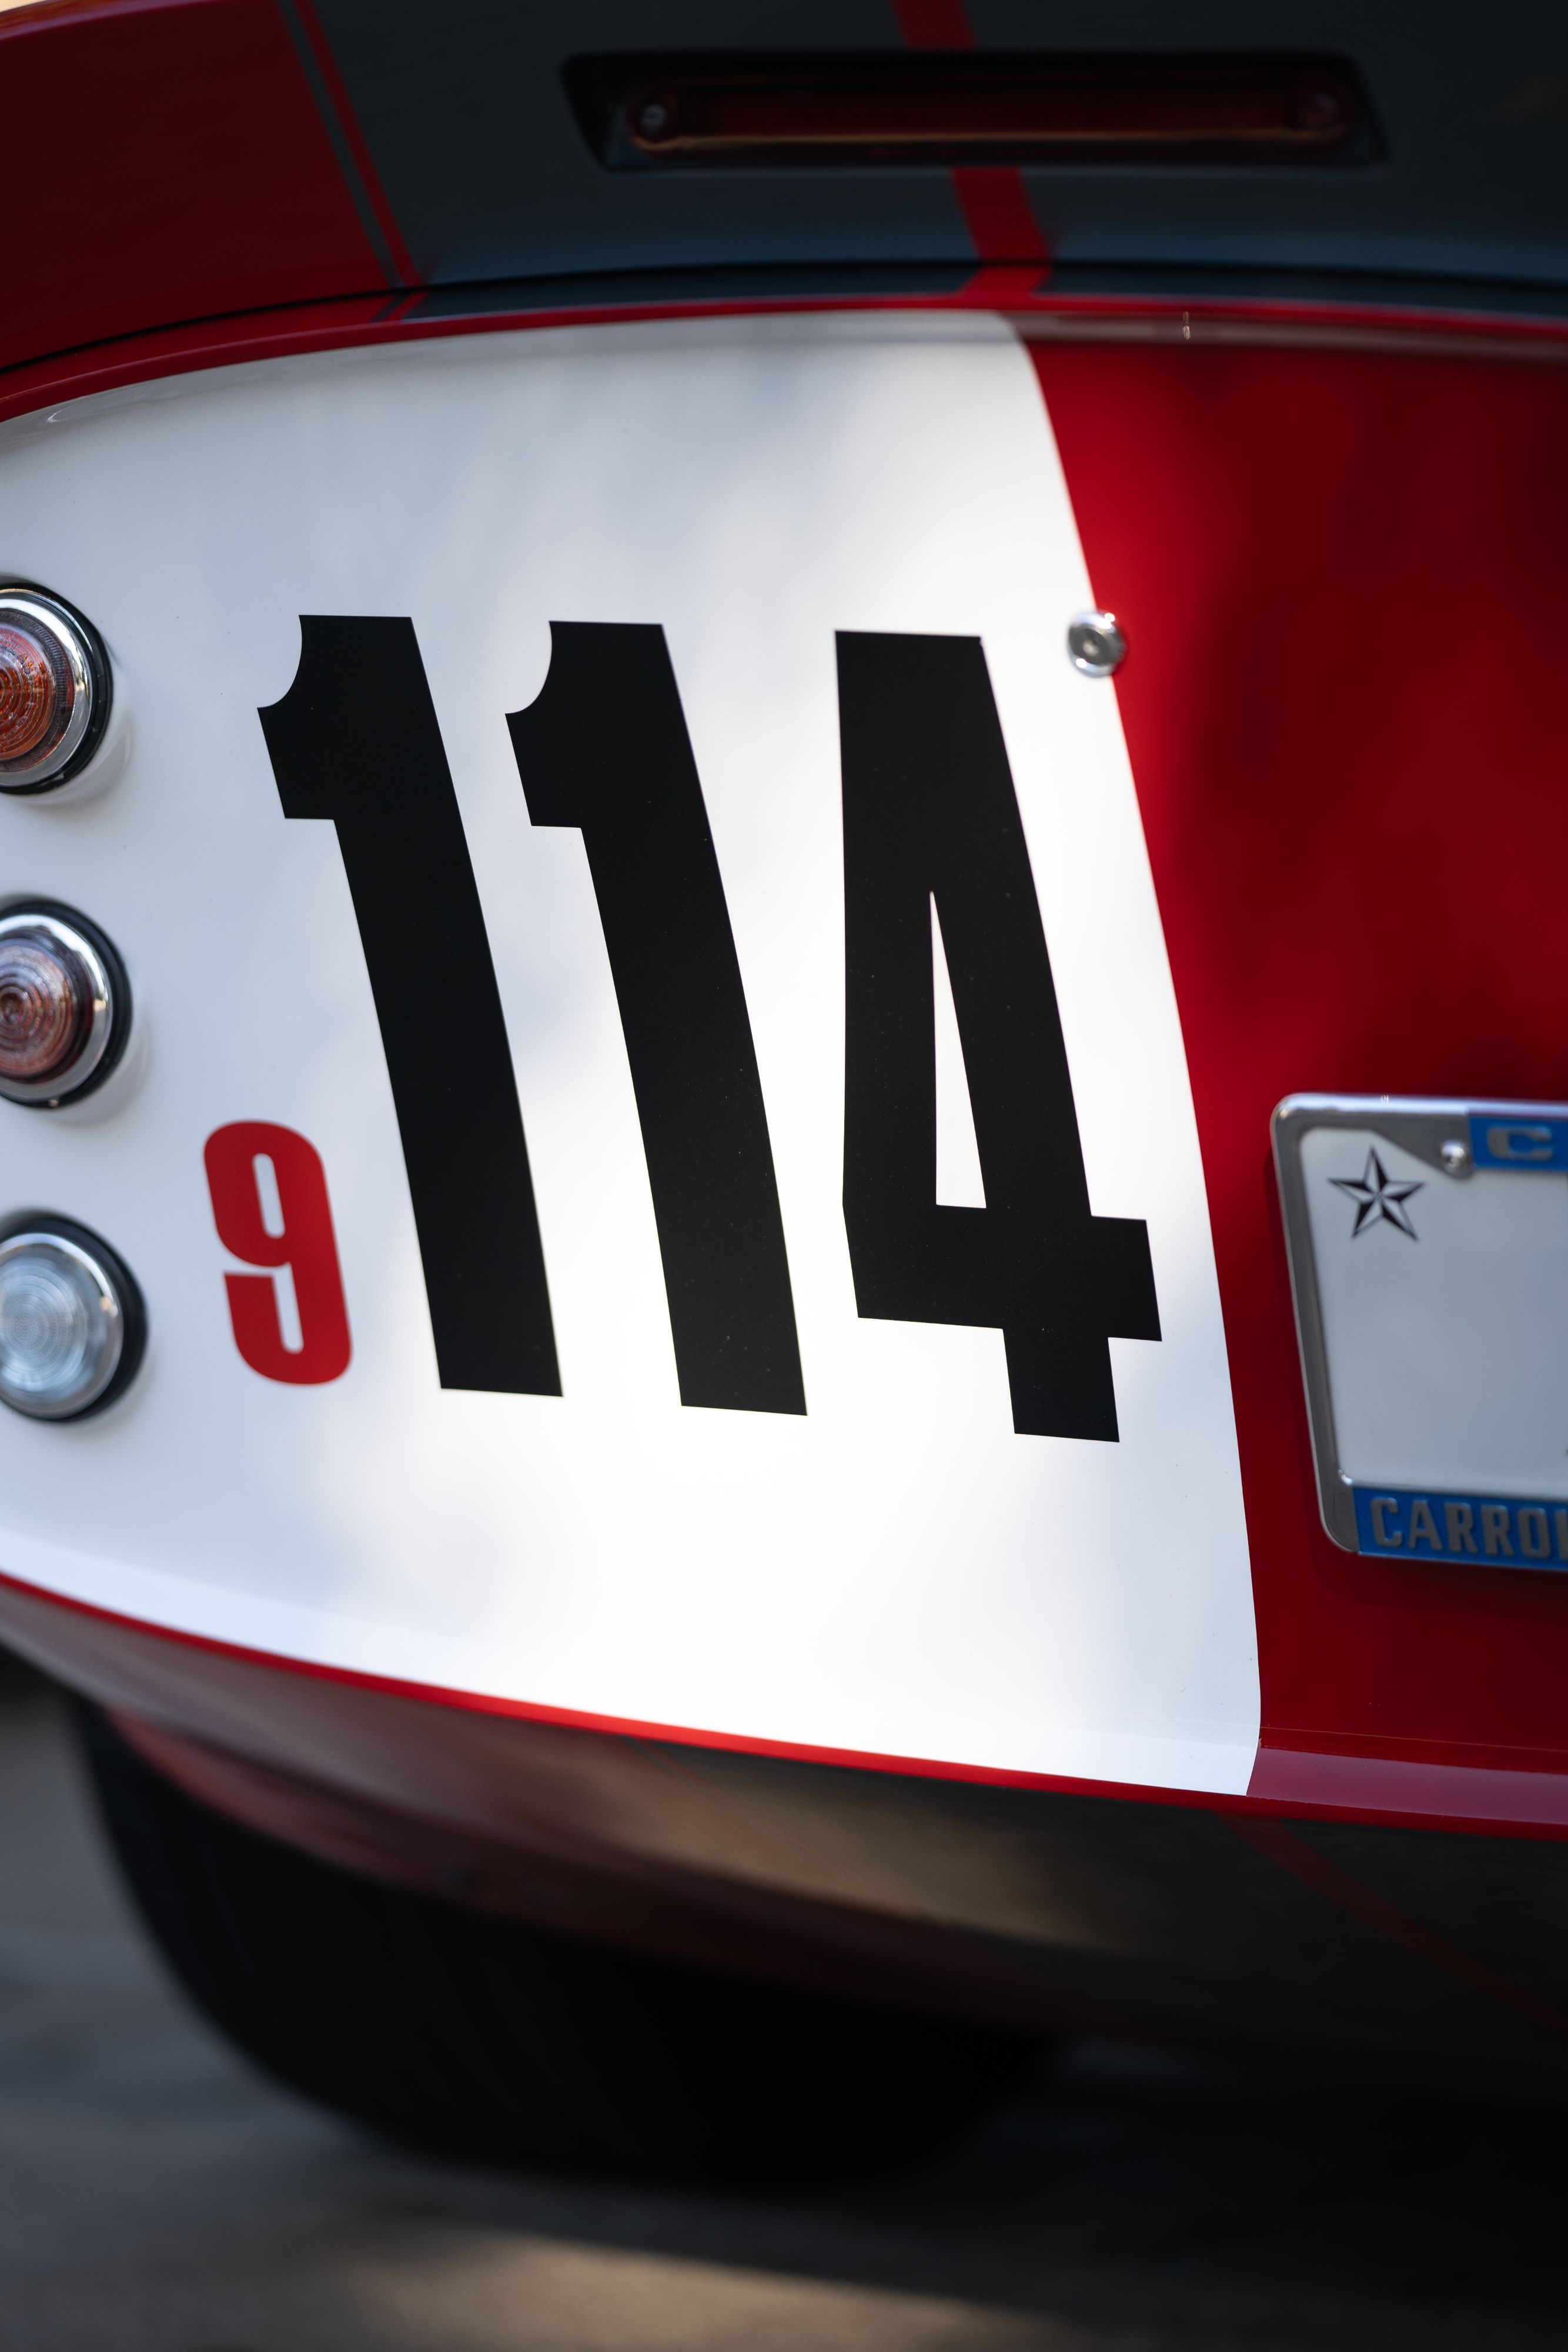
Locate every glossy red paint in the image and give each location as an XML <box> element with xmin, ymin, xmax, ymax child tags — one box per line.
<box><xmin>0</xmin><ymin>0</ymin><xmax>389</xmax><ymax>375</ymax></box>
<box><xmin>16</xmin><ymin>1570</ymin><xmax>1568</xmax><ymax>2098</ymax></box>
<box><xmin>1033</xmin><ymin>337</ymin><xmax>1568</xmax><ymax>1772</ymax></box>
<box><xmin>0</xmin><ymin>0</ymin><xmax>1047</xmax><ymax>394</ymax></box>
<box><xmin>0</xmin><ymin>12</ymin><xmax>1561</xmax><ymax>1810</ymax></box>
<box><xmin>0</xmin><ymin>1561</ymin><xmax>1229</xmax><ymax>1809</ymax></box>
<box><xmin>0</xmin><ymin>286</ymin><xmax>1564</xmax><ymax>1822</ymax></box>
<box><xmin>285</xmin><ymin>0</ymin><xmax>417</xmax><ymax>285</ymax></box>
<box><xmin>6</xmin><ymin>1555</ymin><xmax>1568</xmax><ymax>1839</ymax></box>
<box><xmin>0</xmin><ymin>294</ymin><xmax>396</xmax><ymax>427</ymax></box>
<box><xmin>9</xmin><ymin>260</ymin><xmax>1561</xmax><ymax>439</ymax></box>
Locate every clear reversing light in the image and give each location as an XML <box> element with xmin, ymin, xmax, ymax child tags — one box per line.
<box><xmin>0</xmin><ymin>588</ymin><xmax>111</xmax><ymax>794</ymax></box>
<box><xmin>0</xmin><ymin>1217</ymin><xmax>144</xmax><ymax>1420</ymax></box>
<box><xmin>0</xmin><ymin>904</ymin><xmax>128</xmax><ymax>1107</ymax></box>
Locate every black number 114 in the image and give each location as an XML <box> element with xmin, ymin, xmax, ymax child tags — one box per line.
<box><xmin>260</xmin><ymin>619</ymin><xmax>1156</xmax><ymax>1437</ymax></box>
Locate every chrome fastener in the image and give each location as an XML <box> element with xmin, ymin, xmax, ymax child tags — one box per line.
<box><xmin>1066</xmin><ymin>611</ymin><xmax>1126</xmax><ymax>678</ymax></box>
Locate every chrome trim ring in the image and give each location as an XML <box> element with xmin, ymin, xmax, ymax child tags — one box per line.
<box><xmin>0</xmin><ymin>1226</ymin><xmax>127</xmax><ymax>1420</ymax></box>
<box><xmin>0</xmin><ymin>589</ymin><xmax>110</xmax><ymax>793</ymax></box>
<box><xmin>0</xmin><ymin>906</ymin><xmax>126</xmax><ymax>1107</ymax></box>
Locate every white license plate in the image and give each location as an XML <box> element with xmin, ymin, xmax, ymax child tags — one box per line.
<box><xmin>1276</xmin><ymin>1093</ymin><xmax>1568</xmax><ymax>1567</ymax></box>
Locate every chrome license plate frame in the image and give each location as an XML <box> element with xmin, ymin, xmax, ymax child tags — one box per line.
<box><xmin>1274</xmin><ymin>1092</ymin><xmax>1568</xmax><ymax>1565</ymax></box>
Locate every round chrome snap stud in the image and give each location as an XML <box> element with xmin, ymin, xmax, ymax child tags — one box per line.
<box><xmin>0</xmin><ymin>587</ymin><xmax>112</xmax><ymax>794</ymax></box>
<box><xmin>0</xmin><ymin>903</ymin><xmax>130</xmax><ymax>1107</ymax></box>
<box><xmin>0</xmin><ymin>1215</ymin><xmax>145</xmax><ymax>1420</ymax></box>
<box><xmin>1066</xmin><ymin>611</ymin><xmax>1127</xmax><ymax>679</ymax></box>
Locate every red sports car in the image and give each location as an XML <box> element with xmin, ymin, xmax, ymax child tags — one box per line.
<box><xmin>0</xmin><ymin>0</ymin><xmax>1564</xmax><ymax>2174</ymax></box>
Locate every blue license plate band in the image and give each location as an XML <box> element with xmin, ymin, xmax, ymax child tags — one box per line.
<box><xmin>1354</xmin><ymin>1485</ymin><xmax>1568</xmax><ymax>1569</ymax></box>
<box><xmin>1469</xmin><ymin>1113</ymin><xmax>1568</xmax><ymax>1171</ymax></box>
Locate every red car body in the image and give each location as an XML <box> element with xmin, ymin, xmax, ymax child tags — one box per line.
<box><xmin>3</xmin><ymin>0</ymin><xmax>1568</xmax><ymax>2116</ymax></box>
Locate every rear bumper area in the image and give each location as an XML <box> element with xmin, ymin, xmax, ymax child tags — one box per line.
<box><xmin>8</xmin><ymin>1577</ymin><xmax>1568</xmax><ymax>2105</ymax></box>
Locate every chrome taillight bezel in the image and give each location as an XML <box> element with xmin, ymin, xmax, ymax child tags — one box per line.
<box><xmin>0</xmin><ymin>586</ymin><xmax>112</xmax><ymax>794</ymax></box>
<box><xmin>0</xmin><ymin>899</ymin><xmax>132</xmax><ymax>1108</ymax></box>
<box><xmin>0</xmin><ymin>1212</ymin><xmax>146</xmax><ymax>1421</ymax></box>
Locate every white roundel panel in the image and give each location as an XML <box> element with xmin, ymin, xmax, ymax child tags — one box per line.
<box><xmin>0</xmin><ymin>312</ymin><xmax>1257</xmax><ymax>1790</ymax></box>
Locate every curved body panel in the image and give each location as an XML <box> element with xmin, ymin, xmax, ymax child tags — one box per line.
<box><xmin>9</xmin><ymin>1579</ymin><xmax>1568</xmax><ymax>2106</ymax></box>
<box><xmin>0</xmin><ymin>312</ymin><xmax>1256</xmax><ymax>1792</ymax></box>
<box><xmin>2</xmin><ymin>0</ymin><xmax>1567</xmax><ymax>2096</ymax></box>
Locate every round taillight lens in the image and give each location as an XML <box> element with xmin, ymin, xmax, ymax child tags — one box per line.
<box><xmin>0</xmin><ymin>904</ymin><xmax>129</xmax><ymax>1107</ymax></box>
<box><xmin>0</xmin><ymin>589</ymin><xmax>110</xmax><ymax>793</ymax></box>
<box><xmin>0</xmin><ymin>1219</ymin><xmax>144</xmax><ymax>1420</ymax></box>
<box><xmin>0</xmin><ymin>622</ymin><xmax>60</xmax><ymax>760</ymax></box>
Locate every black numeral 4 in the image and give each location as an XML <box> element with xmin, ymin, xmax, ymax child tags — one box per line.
<box><xmin>837</xmin><ymin>632</ymin><xmax>1159</xmax><ymax>1439</ymax></box>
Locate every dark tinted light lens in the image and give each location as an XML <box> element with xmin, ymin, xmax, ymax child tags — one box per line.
<box><xmin>0</xmin><ymin>924</ymin><xmax>94</xmax><ymax>1084</ymax></box>
<box><xmin>609</xmin><ymin>55</ymin><xmax>1362</xmax><ymax>166</ymax></box>
<box><xmin>0</xmin><ymin>622</ymin><xmax>67</xmax><ymax>764</ymax></box>
<box><xmin>0</xmin><ymin>590</ymin><xmax>109</xmax><ymax>793</ymax></box>
<box><xmin>0</xmin><ymin>907</ymin><xmax>125</xmax><ymax>1107</ymax></box>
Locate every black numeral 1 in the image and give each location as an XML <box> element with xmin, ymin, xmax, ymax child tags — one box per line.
<box><xmin>837</xmin><ymin>632</ymin><xmax>1159</xmax><ymax>1439</ymax></box>
<box><xmin>509</xmin><ymin>624</ymin><xmax>805</xmax><ymax>1416</ymax></box>
<box><xmin>259</xmin><ymin>617</ymin><xmax>560</xmax><ymax>1396</ymax></box>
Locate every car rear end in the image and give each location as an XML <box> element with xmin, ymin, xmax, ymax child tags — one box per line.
<box><xmin>2</xmin><ymin>0</ymin><xmax>1567</xmax><ymax>2167</ymax></box>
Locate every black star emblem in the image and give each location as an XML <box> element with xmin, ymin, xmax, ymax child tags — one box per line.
<box><xmin>1330</xmin><ymin>1149</ymin><xmax>1422</xmax><ymax>1240</ymax></box>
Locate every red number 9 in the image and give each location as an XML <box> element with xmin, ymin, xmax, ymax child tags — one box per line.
<box><xmin>203</xmin><ymin>1122</ymin><xmax>352</xmax><ymax>1385</ymax></box>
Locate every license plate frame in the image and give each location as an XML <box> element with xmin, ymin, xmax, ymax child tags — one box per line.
<box><xmin>1275</xmin><ymin>1093</ymin><xmax>1568</xmax><ymax>1564</ymax></box>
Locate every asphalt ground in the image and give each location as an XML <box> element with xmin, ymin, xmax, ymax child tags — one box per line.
<box><xmin>1</xmin><ymin>1650</ymin><xmax>1566</xmax><ymax>2351</ymax></box>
